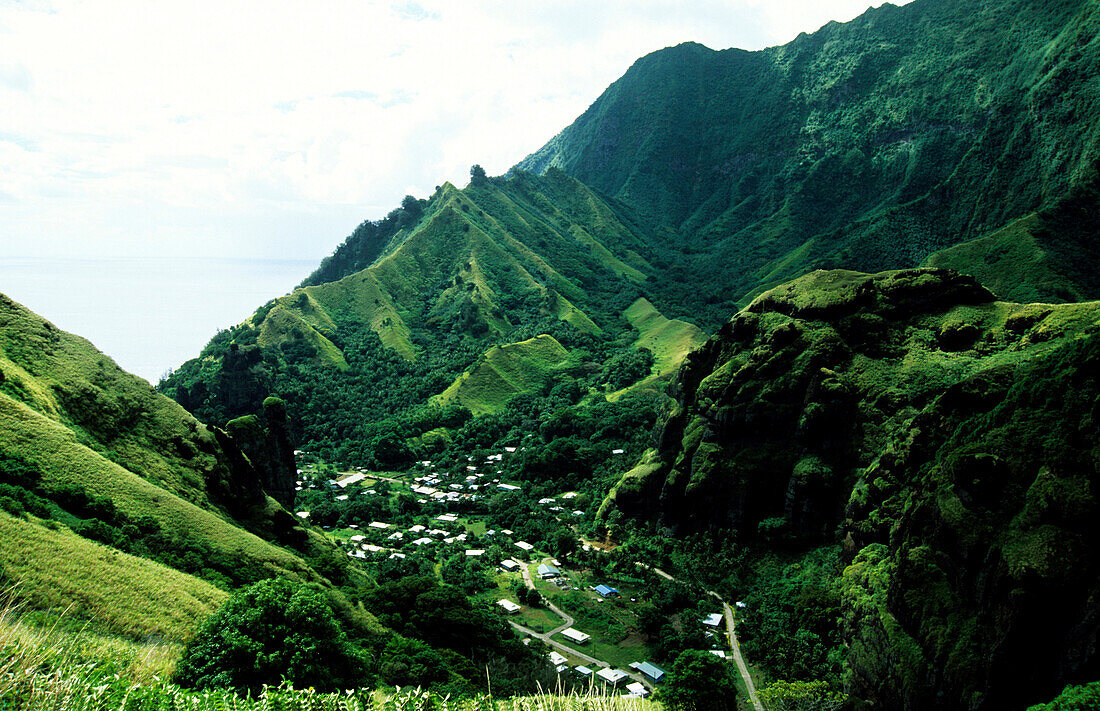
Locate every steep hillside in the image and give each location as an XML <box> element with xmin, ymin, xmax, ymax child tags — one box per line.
<box><xmin>922</xmin><ymin>164</ymin><xmax>1100</xmax><ymax>303</ymax></box>
<box><xmin>433</xmin><ymin>335</ymin><xmax>572</xmax><ymax>415</ymax></box>
<box><xmin>518</xmin><ymin>0</ymin><xmax>1100</xmax><ymax>310</ymax></box>
<box><xmin>618</xmin><ymin>298</ymin><xmax>707</xmax><ymax>393</ymax></box>
<box><xmin>0</xmin><ymin>293</ymin><xmax>370</xmax><ymax>639</ymax></box>
<box><xmin>160</xmin><ymin>170</ymin><xmax>699</xmax><ymax>466</ymax></box>
<box><xmin>604</xmin><ymin>268</ymin><xmax>1100</xmax><ymax>709</ymax></box>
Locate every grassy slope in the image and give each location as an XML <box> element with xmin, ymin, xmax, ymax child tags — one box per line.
<box><xmin>0</xmin><ymin>293</ymin><xmax>377</xmax><ymax>641</ymax></box>
<box><xmin>0</xmin><ymin>294</ymin><xmax>229</xmax><ymax>509</ymax></box>
<box><xmin>433</xmin><ymin>335</ymin><xmax>571</xmax><ymax>415</ymax></box>
<box><xmin>435</xmin><ymin>298</ymin><xmax>706</xmax><ymax>413</ymax></box>
<box><xmin>239</xmin><ymin>173</ymin><xmax>653</xmax><ymax>369</ymax></box>
<box><xmin>0</xmin><ymin>512</ymin><xmax>226</xmax><ymax>642</ymax></box>
<box><xmin>623</xmin><ymin>298</ymin><xmax>707</xmax><ymax>384</ymax></box>
<box><xmin>922</xmin><ymin>165</ymin><xmax>1100</xmax><ymax>303</ymax></box>
<box><xmin>0</xmin><ymin>394</ymin><xmax>313</xmax><ymax>581</ymax></box>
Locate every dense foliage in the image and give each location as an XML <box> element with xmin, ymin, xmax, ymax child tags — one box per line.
<box><xmin>659</xmin><ymin>649</ymin><xmax>739</xmax><ymax>711</ymax></box>
<box><xmin>359</xmin><ymin>575</ymin><xmax>549</xmax><ymax>696</ymax></box>
<box><xmin>175</xmin><ymin>579</ymin><xmax>367</xmax><ymax>694</ymax></box>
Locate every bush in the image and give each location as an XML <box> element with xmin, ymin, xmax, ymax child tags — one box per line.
<box><xmin>174</xmin><ymin>578</ymin><xmax>367</xmax><ymax>694</ymax></box>
<box><xmin>660</xmin><ymin>649</ymin><xmax>739</xmax><ymax>711</ymax></box>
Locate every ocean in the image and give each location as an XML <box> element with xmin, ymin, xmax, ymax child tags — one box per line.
<box><xmin>0</xmin><ymin>257</ymin><xmax>318</xmax><ymax>384</ymax></box>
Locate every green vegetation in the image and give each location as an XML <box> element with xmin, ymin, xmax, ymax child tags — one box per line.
<box><xmin>519</xmin><ymin>0</ymin><xmax>1100</xmax><ymax>314</ymax></box>
<box><xmin>659</xmin><ymin>649</ymin><xmax>739</xmax><ymax>711</ymax></box>
<box><xmin>359</xmin><ymin>575</ymin><xmax>548</xmax><ymax>696</ymax></box>
<box><xmin>175</xmin><ymin>578</ymin><xmax>367</xmax><ymax>694</ymax></box>
<box><xmin>1027</xmin><ymin>682</ymin><xmax>1100</xmax><ymax>711</ymax></box>
<box><xmin>0</xmin><ymin>511</ymin><xmax>226</xmax><ymax>642</ymax></box>
<box><xmin>606</xmin><ymin>268</ymin><xmax>1100</xmax><ymax>708</ymax></box>
<box><xmin>158</xmin><ymin>171</ymin><xmax>702</xmax><ymax>469</ymax></box>
<box><xmin>0</xmin><ymin>294</ymin><xmax>375</xmax><ymax>644</ymax></box>
<box><xmin>434</xmin><ymin>335</ymin><xmax>572</xmax><ymax>415</ymax></box>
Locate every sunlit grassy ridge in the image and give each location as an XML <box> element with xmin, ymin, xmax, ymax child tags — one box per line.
<box><xmin>434</xmin><ymin>335</ymin><xmax>572</xmax><ymax>415</ymax></box>
<box><xmin>0</xmin><ymin>293</ymin><xmax>374</xmax><ymax>642</ymax></box>
<box><xmin>0</xmin><ymin>294</ymin><xmax>229</xmax><ymax>508</ymax></box>
<box><xmin>250</xmin><ymin>171</ymin><xmax>660</xmax><ymax>371</ymax></box>
<box><xmin>0</xmin><ymin>393</ymin><xmax>314</xmax><ymax>581</ymax></box>
<box><xmin>0</xmin><ymin>513</ymin><xmax>226</xmax><ymax>641</ymax></box>
<box><xmin>619</xmin><ymin>299</ymin><xmax>706</xmax><ymax>391</ymax></box>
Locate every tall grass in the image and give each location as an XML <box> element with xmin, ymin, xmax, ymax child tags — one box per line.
<box><xmin>0</xmin><ymin>596</ymin><xmax>659</xmax><ymax>711</ymax></box>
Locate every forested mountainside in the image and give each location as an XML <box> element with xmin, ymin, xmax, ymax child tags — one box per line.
<box><xmin>606</xmin><ymin>268</ymin><xmax>1100</xmax><ymax>709</ymax></box>
<box><xmin>518</xmin><ymin>0</ymin><xmax>1100</xmax><ymax>307</ymax></box>
<box><xmin>159</xmin><ymin>169</ymin><xmax>704</xmax><ymax>465</ymax></box>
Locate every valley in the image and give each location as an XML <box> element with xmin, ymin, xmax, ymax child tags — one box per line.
<box><xmin>3</xmin><ymin>0</ymin><xmax>1100</xmax><ymax>709</ymax></box>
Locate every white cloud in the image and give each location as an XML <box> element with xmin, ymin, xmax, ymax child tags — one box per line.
<box><xmin>0</xmin><ymin>0</ymin><xmax>911</xmax><ymax>261</ymax></box>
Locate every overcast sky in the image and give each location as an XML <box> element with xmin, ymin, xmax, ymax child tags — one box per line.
<box><xmin>1</xmin><ymin>0</ymin><xmax>910</xmax><ymax>381</ymax></box>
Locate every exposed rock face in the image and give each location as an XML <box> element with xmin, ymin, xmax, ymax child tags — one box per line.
<box><xmin>606</xmin><ymin>268</ymin><xmax>1100</xmax><ymax>709</ymax></box>
<box><xmin>614</xmin><ymin>269</ymin><xmax>997</xmax><ymax>539</ymax></box>
<box><xmin>222</xmin><ymin>396</ymin><xmax>297</xmax><ymax>509</ymax></box>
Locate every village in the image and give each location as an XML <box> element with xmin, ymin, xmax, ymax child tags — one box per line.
<box><xmin>290</xmin><ymin>446</ymin><xmax>757</xmax><ymax>702</ymax></box>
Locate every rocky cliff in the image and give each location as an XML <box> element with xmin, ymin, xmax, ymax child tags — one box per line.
<box><xmin>606</xmin><ymin>268</ymin><xmax>1100</xmax><ymax>708</ymax></box>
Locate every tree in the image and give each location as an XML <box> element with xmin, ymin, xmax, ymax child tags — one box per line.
<box><xmin>758</xmin><ymin>680</ymin><xmax>846</xmax><ymax>710</ymax></box>
<box><xmin>470</xmin><ymin>164</ymin><xmax>487</xmax><ymax>184</ymax></box>
<box><xmin>1026</xmin><ymin>681</ymin><xmax>1100</xmax><ymax>711</ymax></box>
<box><xmin>174</xmin><ymin>578</ymin><xmax>365</xmax><ymax>694</ymax></box>
<box><xmin>660</xmin><ymin>649</ymin><xmax>739</xmax><ymax>711</ymax></box>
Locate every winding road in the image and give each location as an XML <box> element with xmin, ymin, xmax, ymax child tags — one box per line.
<box><xmin>639</xmin><ymin>563</ymin><xmax>764</xmax><ymax>711</ymax></box>
<box><xmin>510</xmin><ymin>560</ymin><xmax>655</xmax><ymax>691</ymax></box>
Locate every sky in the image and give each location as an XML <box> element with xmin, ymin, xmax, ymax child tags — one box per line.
<box><xmin>0</xmin><ymin>0</ymin><xmax>910</xmax><ymax>381</ymax></box>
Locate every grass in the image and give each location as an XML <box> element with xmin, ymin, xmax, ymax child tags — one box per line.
<box><xmin>529</xmin><ymin>568</ymin><xmax>651</xmax><ymax>669</ymax></box>
<box><xmin>517</xmin><ymin>607</ymin><xmax>565</xmax><ymax>634</ymax></box>
<box><xmin>0</xmin><ymin>393</ymin><xmax>317</xmax><ymax>586</ymax></box>
<box><xmin>607</xmin><ymin>299</ymin><xmax>706</xmax><ymax>399</ymax></box>
<box><xmin>0</xmin><ymin>293</ymin><xmax>236</xmax><ymax>507</ymax></box>
<box><xmin>0</xmin><ymin>512</ymin><xmax>226</xmax><ymax>642</ymax></box>
<box><xmin>0</xmin><ymin>595</ymin><xmax>660</xmax><ymax>711</ymax></box>
<box><xmin>434</xmin><ymin>336</ymin><xmax>571</xmax><ymax>415</ymax></box>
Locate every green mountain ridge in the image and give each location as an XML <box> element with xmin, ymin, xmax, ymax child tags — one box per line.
<box><xmin>161</xmin><ymin>169</ymin><xmax>695</xmax><ymax>465</ymax></box>
<box><xmin>517</xmin><ymin>0</ymin><xmax>1100</xmax><ymax>308</ymax></box>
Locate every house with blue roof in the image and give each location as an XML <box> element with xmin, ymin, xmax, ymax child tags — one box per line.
<box><xmin>594</xmin><ymin>584</ymin><xmax>621</xmax><ymax>598</ymax></box>
<box><xmin>629</xmin><ymin>661</ymin><xmax>667</xmax><ymax>683</ymax></box>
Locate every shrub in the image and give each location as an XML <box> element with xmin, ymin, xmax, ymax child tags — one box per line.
<box><xmin>174</xmin><ymin>578</ymin><xmax>367</xmax><ymax>694</ymax></box>
<box><xmin>660</xmin><ymin>649</ymin><xmax>739</xmax><ymax>711</ymax></box>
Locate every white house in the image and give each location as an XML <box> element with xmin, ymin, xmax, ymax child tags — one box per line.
<box><xmin>496</xmin><ymin>599</ymin><xmax>521</xmax><ymax>614</ymax></box>
<box><xmin>702</xmin><ymin>613</ymin><xmax>724</xmax><ymax>627</ymax></box>
<box><xmin>560</xmin><ymin>628</ymin><xmax>590</xmax><ymax>644</ymax></box>
<box><xmin>595</xmin><ymin>668</ymin><xmax>628</xmax><ymax>687</ymax></box>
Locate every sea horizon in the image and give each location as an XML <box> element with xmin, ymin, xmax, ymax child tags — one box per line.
<box><xmin>0</xmin><ymin>255</ymin><xmax>318</xmax><ymax>384</ymax></box>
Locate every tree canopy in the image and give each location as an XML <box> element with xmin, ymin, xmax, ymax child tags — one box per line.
<box><xmin>174</xmin><ymin>578</ymin><xmax>366</xmax><ymax>694</ymax></box>
<box><xmin>660</xmin><ymin>649</ymin><xmax>739</xmax><ymax>711</ymax></box>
